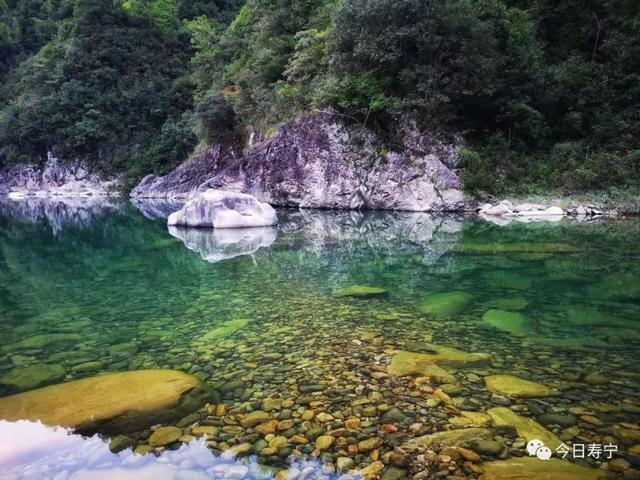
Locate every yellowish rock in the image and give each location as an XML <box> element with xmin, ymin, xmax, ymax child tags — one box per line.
<box><xmin>149</xmin><ymin>426</ymin><xmax>182</xmax><ymax>447</ymax></box>
<box><xmin>403</xmin><ymin>428</ymin><xmax>492</xmax><ymax>448</ymax></box>
<box><xmin>487</xmin><ymin>407</ymin><xmax>562</xmax><ymax>450</ymax></box>
<box><xmin>484</xmin><ymin>374</ymin><xmax>555</xmax><ymax>398</ymax></box>
<box><xmin>256</xmin><ymin>419</ymin><xmax>279</xmax><ymax>435</ymax></box>
<box><xmin>191</xmin><ymin>426</ymin><xmax>218</xmax><ymax>438</ymax></box>
<box><xmin>388</xmin><ymin>344</ymin><xmax>490</xmax><ymax>376</ymax></box>
<box><xmin>479</xmin><ymin>457</ymin><xmax>605</xmax><ymax>479</ymax></box>
<box><xmin>316</xmin><ymin>435</ymin><xmax>335</xmax><ymax>450</ymax></box>
<box><xmin>0</xmin><ymin>369</ymin><xmax>208</xmax><ymax>433</ymax></box>
<box><xmin>240</xmin><ymin>410</ymin><xmax>269</xmax><ymax>428</ymax></box>
<box><xmin>359</xmin><ymin>461</ymin><xmax>384</xmax><ymax>479</ymax></box>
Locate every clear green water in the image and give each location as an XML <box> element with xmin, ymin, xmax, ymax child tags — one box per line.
<box><xmin>0</xmin><ymin>198</ymin><xmax>639</xmax><ymax>478</ymax></box>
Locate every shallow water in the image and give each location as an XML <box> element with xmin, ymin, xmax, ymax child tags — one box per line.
<box><xmin>0</xmin><ymin>197</ymin><xmax>639</xmax><ymax>479</ymax></box>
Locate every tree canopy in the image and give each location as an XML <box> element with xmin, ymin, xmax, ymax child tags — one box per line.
<box><xmin>0</xmin><ymin>0</ymin><xmax>638</xmax><ymax>194</ymax></box>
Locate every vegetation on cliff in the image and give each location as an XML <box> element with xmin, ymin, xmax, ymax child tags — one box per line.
<box><xmin>0</xmin><ymin>0</ymin><xmax>638</xmax><ymax>194</ymax></box>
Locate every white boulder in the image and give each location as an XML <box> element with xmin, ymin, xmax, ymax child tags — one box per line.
<box><xmin>167</xmin><ymin>190</ymin><xmax>278</xmax><ymax>228</ymax></box>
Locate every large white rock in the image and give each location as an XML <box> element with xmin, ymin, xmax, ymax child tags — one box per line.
<box><xmin>167</xmin><ymin>190</ymin><xmax>278</xmax><ymax>228</ymax></box>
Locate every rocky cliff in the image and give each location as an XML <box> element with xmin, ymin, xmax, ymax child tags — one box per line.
<box><xmin>0</xmin><ymin>154</ymin><xmax>122</xmax><ymax>197</ymax></box>
<box><xmin>132</xmin><ymin>112</ymin><xmax>468</xmax><ymax>212</ymax></box>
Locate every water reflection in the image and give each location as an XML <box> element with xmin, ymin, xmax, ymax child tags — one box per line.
<box><xmin>0</xmin><ymin>196</ymin><xmax>123</xmax><ymax>236</ymax></box>
<box><xmin>1</xmin><ymin>421</ymin><xmax>339</xmax><ymax>480</ymax></box>
<box><xmin>130</xmin><ymin>198</ymin><xmax>184</xmax><ymax>220</ymax></box>
<box><xmin>169</xmin><ymin>226</ymin><xmax>278</xmax><ymax>263</ymax></box>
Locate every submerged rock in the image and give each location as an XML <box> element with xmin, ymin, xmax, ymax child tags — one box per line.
<box><xmin>0</xmin><ymin>370</ymin><xmax>211</xmax><ymax>433</ymax></box>
<box><xmin>484</xmin><ymin>374</ymin><xmax>555</xmax><ymax>398</ymax></box>
<box><xmin>482</xmin><ymin>309</ymin><xmax>529</xmax><ymax>335</ymax></box>
<box><xmin>388</xmin><ymin>344</ymin><xmax>490</xmax><ymax>376</ymax></box>
<box><xmin>487</xmin><ymin>297</ymin><xmax>528</xmax><ymax>311</ymax></box>
<box><xmin>332</xmin><ymin>285</ymin><xmax>388</xmax><ymax>298</ymax></box>
<box><xmin>167</xmin><ymin>190</ymin><xmax>277</xmax><ymax>228</ymax></box>
<box><xmin>404</xmin><ymin>428</ymin><xmax>493</xmax><ymax>448</ymax></box>
<box><xmin>0</xmin><ymin>363</ymin><xmax>66</xmax><ymax>391</ymax></box>
<box><xmin>479</xmin><ymin>457</ymin><xmax>605</xmax><ymax>479</ymax></box>
<box><xmin>196</xmin><ymin>320</ymin><xmax>248</xmax><ymax>343</ymax></box>
<box><xmin>418</xmin><ymin>291</ymin><xmax>474</xmax><ymax>318</ymax></box>
<box><xmin>487</xmin><ymin>407</ymin><xmax>562</xmax><ymax>450</ymax></box>
<box><xmin>1</xmin><ymin>333</ymin><xmax>82</xmax><ymax>353</ymax></box>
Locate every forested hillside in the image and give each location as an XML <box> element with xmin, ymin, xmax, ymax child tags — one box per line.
<box><xmin>1</xmin><ymin>0</ymin><xmax>638</xmax><ymax>195</ymax></box>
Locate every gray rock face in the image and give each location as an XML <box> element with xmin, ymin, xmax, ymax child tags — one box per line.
<box><xmin>131</xmin><ymin>144</ymin><xmax>238</xmax><ymax>200</ymax></box>
<box><xmin>132</xmin><ymin>112</ymin><xmax>467</xmax><ymax>212</ymax></box>
<box><xmin>167</xmin><ymin>190</ymin><xmax>278</xmax><ymax>228</ymax></box>
<box><xmin>0</xmin><ymin>154</ymin><xmax>121</xmax><ymax>197</ymax></box>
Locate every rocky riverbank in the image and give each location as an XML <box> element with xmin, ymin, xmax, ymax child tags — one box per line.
<box><xmin>0</xmin><ymin>154</ymin><xmax>122</xmax><ymax>198</ymax></box>
<box><xmin>132</xmin><ymin>112</ymin><xmax>467</xmax><ymax>212</ymax></box>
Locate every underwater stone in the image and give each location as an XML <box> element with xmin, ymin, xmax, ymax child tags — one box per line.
<box><xmin>487</xmin><ymin>407</ymin><xmax>562</xmax><ymax>450</ymax></box>
<box><xmin>487</xmin><ymin>297</ymin><xmax>528</xmax><ymax>311</ymax></box>
<box><xmin>403</xmin><ymin>428</ymin><xmax>493</xmax><ymax>448</ymax></box>
<box><xmin>418</xmin><ymin>291</ymin><xmax>474</xmax><ymax>318</ymax></box>
<box><xmin>482</xmin><ymin>309</ymin><xmax>529</xmax><ymax>335</ymax></box>
<box><xmin>388</xmin><ymin>344</ymin><xmax>490</xmax><ymax>376</ymax></box>
<box><xmin>478</xmin><ymin>457</ymin><xmax>605</xmax><ymax>480</ymax></box>
<box><xmin>1</xmin><ymin>333</ymin><xmax>82</xmax><ymax>353</ymax></box>
<box><xmin>484</xmin><ymin>374</ymin><xmax>555</xmax><ymax>398</ymax></box>
<box><xmin>0</xmin><ymin>363</ymin><xmax>66</xmax><ymax>391</ymax></box>
<box><xmin>332</xmin><ymin>286</ymin><xmax>388</xmax><ymax>298</ymax></box>
<box><xmin>196</xmin><ymin>320</ymin><xmax>248</xmax><ymax>343</ymax></box>
<box><xmin>0</xmin><ymin>369</ymin><xmax>211</xmax><ymax>434</ymax></box>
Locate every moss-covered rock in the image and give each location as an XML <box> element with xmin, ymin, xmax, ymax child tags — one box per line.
<box><xmin>1</xmin><ymin>334</ymin><xmax>82</xmax><ymax>353</ymax></box>
<box><xmin>0</xmin><ymin>369</ymin><xmax>212</xmax><ymax>434</ymax></box>
<box><xmin>418</xmin><ymin>292</ymin><xmax>474</xmax><ymax>318</ymax></box>
<box><xmin>0</xmin><ymin>363</ymin><xmax>66</xmax><ymax>391</ymax></box>
<box><xmin>332</xmin><ymin>285</ymin><xmax>388</xmax><ymax>298</ymax></box>
<box><xmin>482</xmin><ymin>271</ymin><xmax>532</xmax><ymax>291</ymax></box>
<box><xmin>484</xmin><ymin>374</ymin><xmax>555</xmax><ymax>398</ymax></box>
<box><xmin>482</xmin><ymin>309</ymin><xmax>529</xmax><ymax>335</ymax></box>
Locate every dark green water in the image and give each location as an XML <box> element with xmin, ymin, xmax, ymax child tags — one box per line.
<box><xmin>0</xmin><ymin>198</ymin><xmax>639</xmax><ymax>479</ymax></box>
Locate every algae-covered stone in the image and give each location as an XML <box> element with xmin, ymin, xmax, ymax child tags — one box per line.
<box><xmin>197</xmin><ymin>319</ymin><xmax>248</xmax><ymax>343</ymax></box>
<box><xmin>1</xmin><ymin>334</ymin><xmax>81</xmax><ymax>353</ymax></box>
<box><xmin>484</xmin><ymin>375</ymin><xmax>555</xmax><ymax>398</ymax></box>
<box><xmin>482</xmin><ymin>310</ymin><xmax>529</xmax><ymax>335</ymax></box>
<box><xmin>487</xmin><ymin>297</ymin><xmax>528</xmax><ymax>311</ymax></box>
<box><xmin>0</xmin><ymin>363</ymin><xmax>66</xmax><ymax>391</ymax></box>
<box><xmin>388</xmin><ymin>343</ymin><xmax>490</xmax><ymax>376</ymax></box>
<box><xmin>332</xmin><ymin>285</ymin><xmax>387</xmax><ymax>298</ymax></box>
<box><xmin>418</xmin><ymin>292</ymin><xmax>474</xmax><ymax>318</ymax></box>
<box><xmin>487</xmin><ymin>407</ymin><xmax>562</xmax><ymax>450</ymax></box>
<box><xmin>404</xmin><ymin>428</ymin><xmax>493</xmax><ymax>448</ymax></box>
<box><xmin>479</xmin><ymin>457</ymin><xmax>605</xmax><ymax>480</ymax></box>
<box><xmin>0</xmin><ymin>369</ymin><xmax>211</xmax><ymax>434</ymax></box>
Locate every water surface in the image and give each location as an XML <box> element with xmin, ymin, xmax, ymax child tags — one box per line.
<box><xmin>0</xmin><ymin>197</ymin><xmax>639</xmax><ymax>479</ymax></box>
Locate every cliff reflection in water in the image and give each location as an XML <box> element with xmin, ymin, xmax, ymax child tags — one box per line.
<box><xmin>0</xmin><ymin>420</ymin><xmax>336</xmax><ymax>480</ymax></box>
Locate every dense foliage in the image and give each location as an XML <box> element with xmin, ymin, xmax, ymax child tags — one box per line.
<box><xmin>1</xmin><ymin>0</ymin><xmax>638</xmax><ymax>194</ymax></box>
